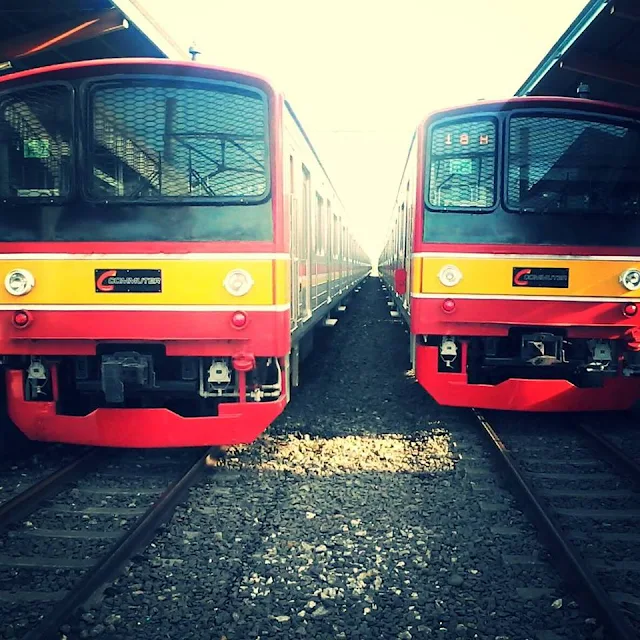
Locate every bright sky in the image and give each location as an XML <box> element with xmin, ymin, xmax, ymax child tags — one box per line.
<box><xmin>140</xmin><ymin>0</ymin><xmax>587</xmax><ymax>260</ymax></box>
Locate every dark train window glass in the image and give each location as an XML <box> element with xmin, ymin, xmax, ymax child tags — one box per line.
<box><xmin>427</xmin><ymin>119</ymin><xmax>496</xmax><ymax>209</ymax></box>
<box><xmin>88</xmin><ymin>81</ymin><xmax>269</xmax><ymax>201</ymax></box>
<box><xmin>507</xmin><ymin>115</ymin><xmax>640</xmax><ymax>215</ymax></box>
<box><xmin>0</xmin><ymin>84</ymin><xmax>72</xmax><ymax>199</ymax></box>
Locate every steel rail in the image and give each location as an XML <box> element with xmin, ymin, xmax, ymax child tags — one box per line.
<box><xmin>23</xmin><ymin>449</ymin><xmax>212</xmax><ymax>640</ymax></box>
<box><xmin>0</xmin><ymin>448</ymin><xmax>101</xmax><ymax>531</ymax></box>
<box><xmin>473</xmin><ymin>409</ymin><xmax>638</xmax><ymax>640</ymax></box>
<box><xmin>22</xmin><ymin>446</ymin><xmax>213</xmax><ymax>640</ymax></box>
<box><xmin>579</xmin><ymin>422</ymin><xmax>640</xmax><ymax>480</ymax></box>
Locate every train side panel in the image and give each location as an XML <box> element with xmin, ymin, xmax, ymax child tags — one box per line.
<box><xmin>282</xmin><ymin>102</ymin><xmax>369</xmax><ymax>348</ymax></box>
<box><xmin>379</xmin><ymin>131</ymin><xmax>419</xmax><ymax>325</ymax></box>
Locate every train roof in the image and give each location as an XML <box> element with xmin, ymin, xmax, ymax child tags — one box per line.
<box><xmin>420</xmin><ymin>94</ymin><xmax>640</xmax><ymax>127</ymax></box>
<box><xmin>0</xmin><ymin>57</ymin><xmax>277</xmax><ymax>95</ymax></box>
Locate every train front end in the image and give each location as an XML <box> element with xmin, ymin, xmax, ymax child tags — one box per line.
<box><xmin>0</xmin><ymin>59</ymin><xmax>289</xmax><ymax>447</ymax></box>
<box><xmin>412</xmin><ymin>97</ymin><xmax>640</xmax><ymax>411</ymax></box>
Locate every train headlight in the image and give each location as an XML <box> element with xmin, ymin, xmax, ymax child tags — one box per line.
<box><xmin>5</xmin><ymin>269</ymin><xmax>35</xmax><ymax>296</ymax></box>
<box><xmin>223</xmin><ymin>269</ymin><xmax>254</xmax><ymax>297</ymax></box>
<box><xmin>438</xmin><ymin>264</ymin><xmax>463</xmax><ymax>287</ymax></box>
<box><xmin>620</xmin><ymin>268</ymin><xmax>640</xmax><ymax>291</ymax></box>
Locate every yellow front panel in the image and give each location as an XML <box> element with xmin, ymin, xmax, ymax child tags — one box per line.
<box><xmin>413</xmin><ymin>255</ymin><xmax>640</xmax><ymax>298</ymax></box>
<box><xmin>0</xmin><ymin>258</ymin><xmax>289</xmax><ymax>306</ymax></box>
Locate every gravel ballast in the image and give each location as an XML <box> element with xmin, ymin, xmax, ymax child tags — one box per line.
<box><xmin>52</xmin><ymin>277</ymin><xmax>604</xmax><ymax>639</ymax></box>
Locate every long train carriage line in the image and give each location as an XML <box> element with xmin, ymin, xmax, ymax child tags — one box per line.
<box><xmin>0</xmin><ymin>58</ymin><xmax>370</xmax><ymax>449</ymax></box>
<box><xmin>380</xmin><ymin>96</ymin><xmax>640</xmax><ymax>411</ymax></box>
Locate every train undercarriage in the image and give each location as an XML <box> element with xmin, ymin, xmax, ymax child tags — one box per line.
<box><xmin>431</xmin><ymin>329</ymin><xmax>640</xmax><ymax>387</ymax></box>
<box><xmin>6</xmin><ymin>347</ymin><xmax>284</xmax><ymax>417</ymax></box>
<box><xmin>416</xmin><ymin>329</ymin><xmax>640</xmax><ymax>411</ymax></box>
<box><xmin>0</xmin><ymin>348</ymin><xmax>288</xmax><ymax>447</ymax></box>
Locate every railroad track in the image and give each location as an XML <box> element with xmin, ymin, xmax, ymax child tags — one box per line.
<box><xmin>0</xmin><ymin>446</ymin><xmax>212</xmax><ymax>639</ymax></box>
<box><xmin>475</xmin><ymin>411</ymin><xmax>640</xmax><ymax>640</ymax></box>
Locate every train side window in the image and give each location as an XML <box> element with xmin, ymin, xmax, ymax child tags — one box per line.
<box><xmin>324</xmin><ymin>200</ymin><xmax>335</xmax><ymax>257</ymax></box>
<box><xmin>301</xmin><ymin>166</ymin><xmax>311</xmax><ymax>260</ymax></box>
<box><xmin>315</xmin><ymin>192</ymin><xmax>325</xmax><ymax>255</ymax></box>
<box><xmin>289</xmin><ymin>155</ymin><xmax>294</xmax><ymax>199</ymax></box>
<box><xmin>343</xmin><ymin>225</ymin><xmax>349</xmax><ymax>263</ymax></box>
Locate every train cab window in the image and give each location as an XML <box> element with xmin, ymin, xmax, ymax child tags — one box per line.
<box><xmin>426</xmin><ymin>118</ymin><xmax>496</xmax><ymax>210</ymax></box>
<box><xmin>0</xmin><ymin>83</ymin><xmax>72</xmax><ymax>200</ymax></box>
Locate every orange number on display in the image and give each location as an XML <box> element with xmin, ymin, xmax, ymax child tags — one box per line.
<box><xmin>442</xmin><ymin>132</ymin><xmax>490</xmax><ymax>145</ymax></box>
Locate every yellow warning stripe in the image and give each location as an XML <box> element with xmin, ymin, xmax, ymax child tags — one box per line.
<box><xmin>0</xmin><ymin>258</ymin><xmax>290</xmax><ymax>306</ymax></box>
<box><xmin>413</xmin><ymin>255</ymin><xmax>640</xmax><ymax>298</ymax></box>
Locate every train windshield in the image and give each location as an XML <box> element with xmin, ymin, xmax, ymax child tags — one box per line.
<box><xmin>0</xmin><ymin>77</ymin><xmax>272</xmax><ymax>242</ymax></box>
<box><xmin>88</xmin><ymin>81</ymin><xmax>269</xmax><ymax>201</ymax></box>
<box><xmin>507</xmin><ymin>115</ymin><xmax>640</xmax><ymax>216</ymax></box>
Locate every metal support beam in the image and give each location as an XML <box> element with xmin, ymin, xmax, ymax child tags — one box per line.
<box><xmin>515</xmin><ymin>0</ymin><xmax>610</xmax><ymax>96</ymax></box>
<box><xmin>609</xmin><ymin>2</ymin><xmax>640</xmax><ymax>22</ymax></box>
<box><xmin>113</xmin><ymin>0</ymin><xmax>189</xmax><ymax>59</ymax></box>
<box><xmin>560</xmin><ymin>53</ymin><xmax>640</xmax><ymax>89</ymax></box>
<box><xmin>0</xmin><ymin>9</ymin><xmax>129</xmax><ymax>63</ymax></box>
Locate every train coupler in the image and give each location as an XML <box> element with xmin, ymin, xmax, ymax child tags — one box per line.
<box><xmin>101</xmin><ymin>352</ymin><xmax>155</xmax><ymax>404</ymax></box>
<box><xmin>521</xmin><ymin>332</ymin><xmax>564</xmax><ymax>366</ymax></box>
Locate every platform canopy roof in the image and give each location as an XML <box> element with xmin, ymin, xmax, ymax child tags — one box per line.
<box><xmin>516</xmin><ymin>0</ymin><xmax>640</xmax><ymax>107</ymax></box>
<box><xmin>0</xmin><ymin>0</ymin><xmax>188</xmax><ymax>75</ymax></box>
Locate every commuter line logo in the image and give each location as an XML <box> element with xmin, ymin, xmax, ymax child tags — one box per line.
<box><xmin>512</xmin><ymin>267</ymin><xmax>569</xmax><ymax>289</ymax></box>
<box><xmin>95</xmin><ymin>269</ymin><xmax>162</xmax><ymax>293</ymax></box>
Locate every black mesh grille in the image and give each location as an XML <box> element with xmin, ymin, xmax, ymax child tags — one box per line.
<box><xmin>428</xmin><ymin>119</ymin><xmax>496</xmax><ymax>209</ymax></box>
<box><xmin>0</xmin><ymin>84</ymin><xmax>72</xmax><ymax>198</ymax></box>
<box><xmin>89</xmin><ymin>82</ymin><xmax>268</xmax><ymax>200</ymax></box>
<box><xmin>507</xmin><ymin>116</ymin><xmax>640</xmax><ymax>215</ymax></box>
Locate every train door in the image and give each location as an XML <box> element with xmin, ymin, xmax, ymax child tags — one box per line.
<box><xmin>297</xmin><ymin>166</ymin><xmax>312</xmax><ymax>320</ymax></box>
<box><xmin>313</xmin><ymin>192</ymin><xmax>327</xmax><ymax>310</ymax></box>
<box><xmin>404</xmin><ymin>180</ymin><xmax>413</xmax><ymax>310</ymax></box>
<box><xmin>336</xmin><ymin>212</ymin><xmax>342</xmax><ymax>293</ymax></box>
<box><xmin>341</xmin><ymin>225</ymin><xmax>347</xmax><ymax>290</ymax></box>
<box><xmin>288</xmin><ymin>155</ymin><xmax>299</xmax><ymax>329</ymax></box>
<box><xmin>327</xmin><ymin>200</ymin><xmax>334</xmax><ymax>300</ymax></box>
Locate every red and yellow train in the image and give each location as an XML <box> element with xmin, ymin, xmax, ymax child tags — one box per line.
<box><xmin>380</xmin><ymin>96</ymin><xmax>640</xmax><ymax>411</ymax></box>
<box><xmin>0</xmin><ymin>58</ymin><xmax>369</xmax><ymax>447</ymax></box>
